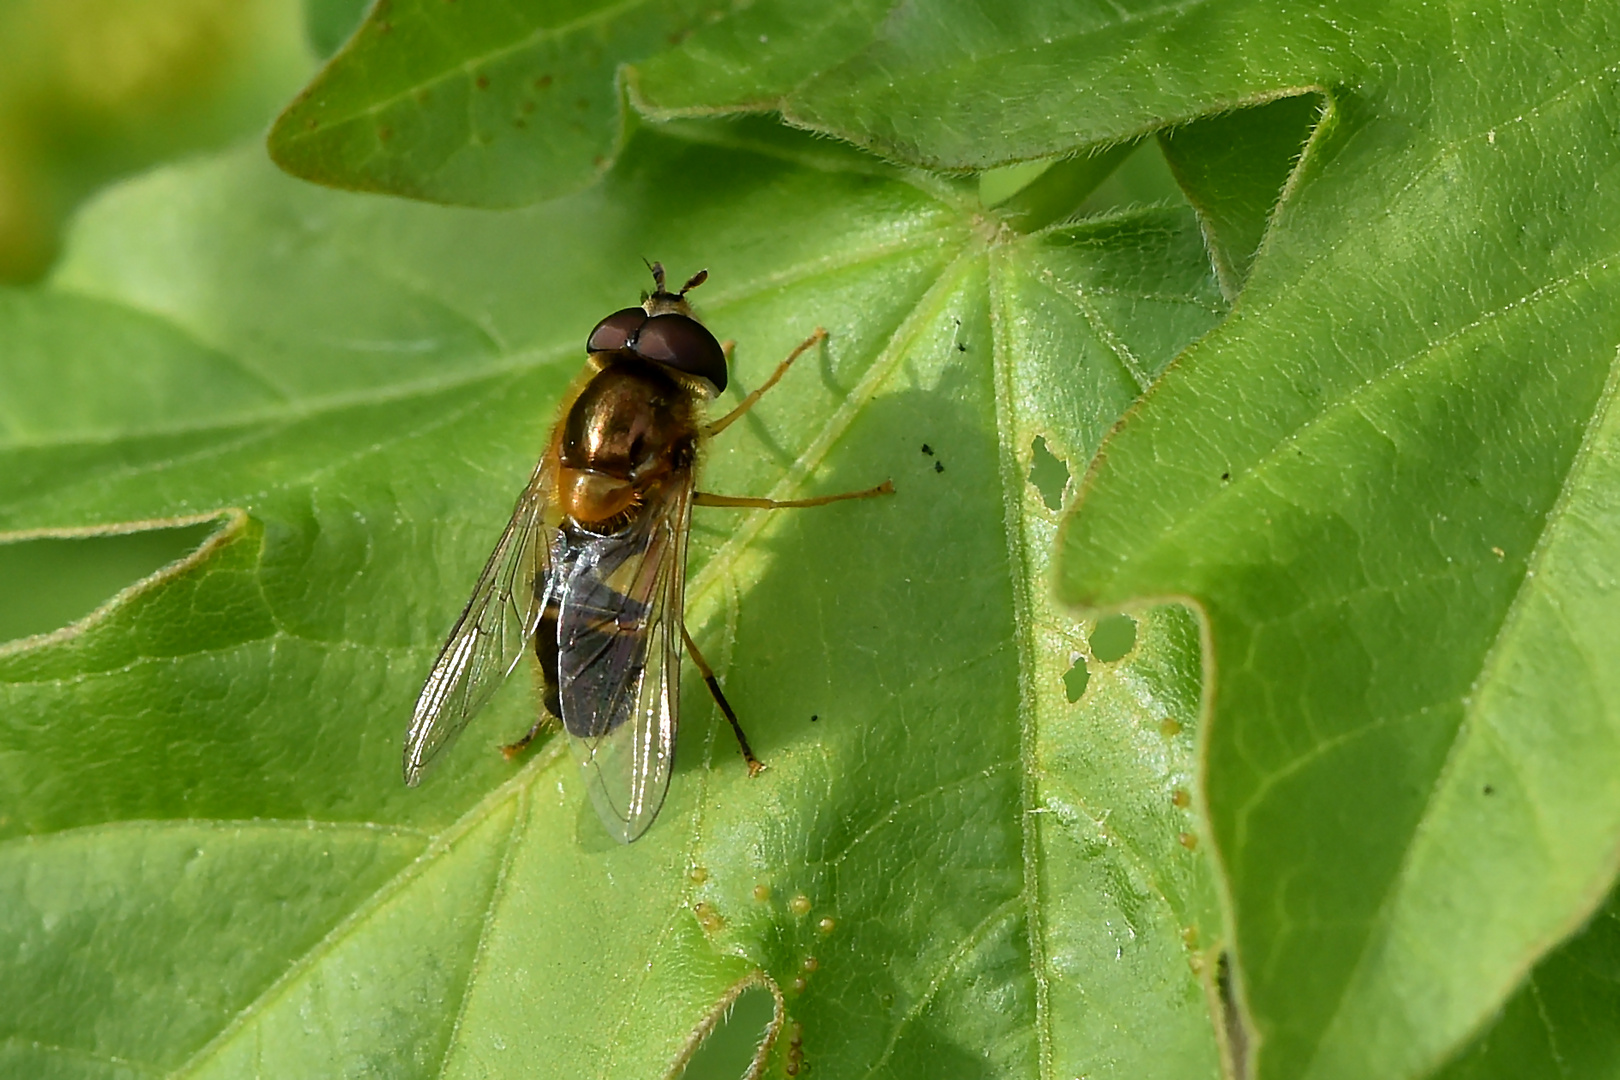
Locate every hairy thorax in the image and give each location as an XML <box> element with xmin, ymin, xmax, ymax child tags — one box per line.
<box><xmin>556</xmin><ymin>358</ymin><xmax>700</xmax><ymax>530</ymax></box>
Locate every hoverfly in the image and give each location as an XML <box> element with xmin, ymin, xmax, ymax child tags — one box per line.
<box><xmin>403</xmin><ymin>264</ymin><xmax>893</xmax><ymax>842</ymax></box>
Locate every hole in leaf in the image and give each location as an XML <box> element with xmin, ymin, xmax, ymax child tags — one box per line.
<box><xmin>0</xmin><ymin>520</ymin><xmax>218</xmax><ymax>642</ymax></box>
<box><xmin>1063</xmin><ymin>653</ymin><xmax>1090</xmax><ymax>703</ymax></box>
<box><xmin>1089</xmin><ymin>614</ymin><xmax>1137</xmax><ymax>662</ymax></box>
<box><xmin>1029</xmin><ymin>436</ymin><xmax>1070</xmax><ymax>511</ymax></box>
<box><xmin>678</xmin><ymin>985</ymin><xmax>777</xmax><ymax>1080</ymax></box>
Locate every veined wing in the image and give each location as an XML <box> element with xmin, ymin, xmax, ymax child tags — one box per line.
<box><xmin>557</xmin><ymin>474</ymin><xmax>691</xmax><ymax>843</ymax></box>
<box><xmin>403</xmin><ymin>459</ymin><xmax>558</xmax><ymax>785</ymax></box>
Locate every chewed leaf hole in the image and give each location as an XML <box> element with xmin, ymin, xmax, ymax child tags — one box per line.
<box><xmin>676</xmin><ymin>983</ymin><xmax>778</xmax><ymax>1080</ymax></box>
<box><xmin>0</xmin><ymin>519</ymin><xmax>220</xmax><ymax>643</ymax></box>
<box><xmin>1089</xmin><ymin>614</ymin><xmax>1137</xmax><ymax>662</ymax></box>
<box><xmin>1029</xmin><ymin>435</ymin><xmax>1070</xmax><ymax>511</ymax></box>
<box><xmin>1063</xmin><ymin>653</ymin><xmax>1090</xmax><ymax>703</ymax></box>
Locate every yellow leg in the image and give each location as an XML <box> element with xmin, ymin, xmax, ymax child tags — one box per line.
<box><xmin>705</xmin><ymin>328</ymin><xmax>827</xmax><ymax>437</ymax></box>
<box><xmin>693</xmin><ymin>481</ymin><xmax>894</xmax><ymax>510</ymax></box>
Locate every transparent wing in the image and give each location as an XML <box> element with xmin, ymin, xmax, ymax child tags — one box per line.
<box><xmin>403</xmin><ymin>459</ymin><xmax>557</xmax><ymax>785</ymax></box>
<box><xmin>557</xmin><ymin>476</ymin><xmax>690</xmax><ymax>843</ymax></box>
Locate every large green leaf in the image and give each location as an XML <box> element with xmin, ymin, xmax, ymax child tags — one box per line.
<box><xmin>630</xmin><ymin>0</ymin><xmax>1355</xmax><ymax>168</ymax></box>
<box><xmin>1058</xmin><ymin>6</ymin><xmax>1620</xmax><ymax>1080</ymax></box>
<box><xmin>0</xmin><ymin>123</ymin><xmax>1228</xmax><ymax>1077</ymax></box>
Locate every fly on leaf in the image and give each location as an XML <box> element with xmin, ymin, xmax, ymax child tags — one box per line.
<box><xmin>403</xmin><ymin>264</ymin><xmax>894</xmax><ymax>842</ymax></box>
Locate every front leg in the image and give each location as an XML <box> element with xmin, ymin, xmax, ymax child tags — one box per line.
<box><xmin>693</xmin><ymin>481</ymin><xmax>894</xmax><ymax>510</ymax></box>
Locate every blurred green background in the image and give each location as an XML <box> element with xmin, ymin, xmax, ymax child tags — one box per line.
<box><xmin>0</xmin><ymin>0</ymin><xmax>314</xmax><ymax>282</ymax></box>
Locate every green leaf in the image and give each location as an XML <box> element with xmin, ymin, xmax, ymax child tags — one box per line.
<box><xmin>268</xmin><ymin>0</ymin><xmax>718</xmax><ymax>206</ymax></box>
<box><xmin>2</xmin><ymin>123</ymin><xmax>1228</xmax><ymax>1077</ymax></box>
<box><xmin>1059</xmin><ymin>6</ymin><xmax>1620</xmax><ymax>1080</ymax></box>
<box><xmin>630</xmin><ymin>0</ymin><xmax>1358</xmax><ymax>169</ymax></box>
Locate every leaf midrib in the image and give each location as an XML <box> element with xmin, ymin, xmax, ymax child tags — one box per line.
<box><xmin>0</xmin><ymin>816</ymin><xmax>429</xmax><ymax>859</ymax></box>
<box><xmin>987</xmin><ymin>240</ymin><xmax>1056</xmax><ymax>1080</ymax></box>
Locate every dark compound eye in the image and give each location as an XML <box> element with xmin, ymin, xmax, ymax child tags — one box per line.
<box><xmin>631</xmin><ymin>313</ymin><xmax>727</xmax><ymax>392</ymax></box>
<box><xmin>586</xmin><ymin>307</ymin><xmax>648</xmax><ymax>354</ymax></box>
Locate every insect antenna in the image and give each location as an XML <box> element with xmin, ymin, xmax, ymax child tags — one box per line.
<box><xmin>680</xmin><ymin>269</ymin><xmax>708</xmax><ymax>295</ymax></box>
<box><xmin>644</xmin><ymin>258</ymin><xmax>667</xmax><ymax>294</ymax></box>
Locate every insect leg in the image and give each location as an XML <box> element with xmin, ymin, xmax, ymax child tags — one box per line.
<box><xmin>501</xmin><ymin>599</ymin><xmax>562</xmax><ymax>761</ymax></box>
<box><xmin>705</xmin><ymin>328</ymin><xmax>827</xmax><ymax>437</ymax></box>
<box><xmin>680</xmin><ymin>623</ymin><xmax>764</xmax><ymax>776</ymax></box>
<box><xmin>693</xmin><ymin>480</ymin><xmax>895</xmax><ymax>510</ymax></box>
<box><xmin>500</xmin><ymin>718</ymin><xmax>550</xmax><ymax>761</ymax></box>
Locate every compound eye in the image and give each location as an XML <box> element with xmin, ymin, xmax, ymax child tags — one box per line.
<box><xmin>632</xmin><ymin>313</ymin><xmax>727</xmax><ymax>392</ymax></box>
<box><xmin>586</xmin><ymin>307</ymin><xmax>648</xmax><ymax>354</ymax></box>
